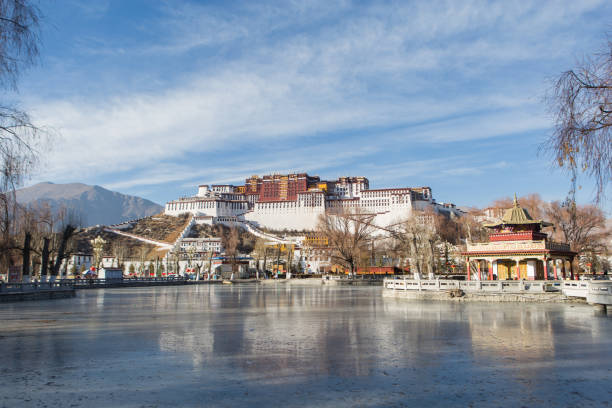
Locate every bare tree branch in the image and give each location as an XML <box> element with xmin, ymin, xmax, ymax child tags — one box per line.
<box><xmin>316</xmin><ymin>207</ymin><xmax>374</xmax><ymax>275</ymax></box>
<box><xmin>0</xmin><ymin>0</ymin><xmax>40</xmax><ymax>89</ymax></box>
<box><xmin>542</xmin><ymin>40</ymin><xmax>612</xmax><ymax>203</ymax></box>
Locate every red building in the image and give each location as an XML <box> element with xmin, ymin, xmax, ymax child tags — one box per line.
<box><xmin>244</xmin><ymin>173</ymin><xmax>320</xmax><ymax>201</ymax></box>
<box><xmin>355</xmin><ymin>266</ymin><xmax>407</xmax><ymax>275</ymax></box>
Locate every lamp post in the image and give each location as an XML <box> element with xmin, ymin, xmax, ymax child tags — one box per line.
<box><xmin>90</xmin><ymin>236</ymin><xmax>107</xmax><ymax>275</ymax></box>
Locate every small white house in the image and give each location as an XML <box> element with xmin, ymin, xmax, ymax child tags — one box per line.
<box><xmin>98</xmin><ymin>268</ymin><xmax>124</xmax><ymax>280</ymax></box>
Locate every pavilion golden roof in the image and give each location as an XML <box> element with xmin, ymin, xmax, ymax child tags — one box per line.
<box><xmin>484</xmin><ymin>194</ymin><xmax>552</xmax><ymax>228</ymax></box>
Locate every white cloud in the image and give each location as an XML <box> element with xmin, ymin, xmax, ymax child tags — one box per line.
<box><xmin>25</xmin><ymin>0</ymin><xmax>609</xmax><ymax>197</ymax></box>
<box><xmin>68</xmin><ymin>0</ymin><xmax>110</xmax><ymax>18</ymax></box>
<box><xmin>101</xmin><ymin>139</ymin><xmax>379</xmax><ymax>191</ymax></box>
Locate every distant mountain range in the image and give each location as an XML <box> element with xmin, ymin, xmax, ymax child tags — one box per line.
<box><xmin>16</xmin><ymin>182</ymin><xmax>164</xmax><ymax>227</ymax></box>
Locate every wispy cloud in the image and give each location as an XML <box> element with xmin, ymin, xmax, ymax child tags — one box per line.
<box><xmin>68</xmin><ymin>0</ymin><xmax>110</xmax><ymax>18</ymax></box>
<box><xmin>23</xmin><ymin>0</ymin><xmax>611</xmax><ymax>207</ymax></box>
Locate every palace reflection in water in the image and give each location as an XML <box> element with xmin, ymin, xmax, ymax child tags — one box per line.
<box><xmin>0</xmin><ymin>285</ymin><xmax>610</xmax><ymax>407</ymax></box>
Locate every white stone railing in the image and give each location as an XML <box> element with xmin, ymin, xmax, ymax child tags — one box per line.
<box><xmin>384</xmin><ymin>278</ymin><xmax>612</xmax><ymax>304</ymax></box>
<box><xmin>561</xmin><ymin>280</ymin><xmax>612</xmax><ymax>305</ymax></box>
<box><xmin>560</xmin><ymin>280</ymin><xmax>590</xmax><ymax>297</ymax></box>
<box><xmin>587</xmin><ymin>281</ymin><xmax>612</xmax><ymax>305</ymax></box>
<box><xmin>383</xmin><ymin>278</ymin><xmax>559</xmax><ymax>293</ymax></box>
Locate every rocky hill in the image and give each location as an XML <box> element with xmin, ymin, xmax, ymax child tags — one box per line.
<box><xmin>16</xmin><ymin>182</ymin><xmax>164</xmax><ymax>227</ymax></box>
<box><xmin>70</xmin><ymin>214</ymin><xmax>256</xmax><ymax>260</ymax></box>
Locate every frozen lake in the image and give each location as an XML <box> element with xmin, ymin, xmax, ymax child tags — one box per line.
<box><xmin>0</xmin><ymin>284</ymin><xmax>610</xmax><ymax>407</ymax></box>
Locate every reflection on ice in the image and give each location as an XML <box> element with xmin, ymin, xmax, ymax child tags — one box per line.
<box><xmin>0</xmin><ymin>285</ymin><xmax>610</xmax><ymax>407</ymax></box>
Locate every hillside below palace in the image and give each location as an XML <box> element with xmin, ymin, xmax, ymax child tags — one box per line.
<box><xmin>164</xmin><ymin>173</ymin><xmax>461</xmax><ymax>231</ymax></box>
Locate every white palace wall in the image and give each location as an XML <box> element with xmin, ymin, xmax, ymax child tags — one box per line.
<box><xmin>164</xmin><ymin>181</ymin><xmax>459</xmax><ymax>232</ymax></box>
<box><xmin>165</xmin><ymin>199</ymin><xmax>248</xmax><ymax>218</ymax></box>
<box><xmin>244</xmin><ymin>208</ymin><xmax>324</xmax><ymax>231</ymax></box>
<box><xmin>244</xmin><ymin>197</ymin><xmax>325</xmax><ymax>231</ymax></box>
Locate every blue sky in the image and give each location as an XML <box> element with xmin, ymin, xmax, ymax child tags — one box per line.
<box><xmin>14</xmin><ymin>0</ymin><xmax>612</xmax><ymax>210</ymax></box>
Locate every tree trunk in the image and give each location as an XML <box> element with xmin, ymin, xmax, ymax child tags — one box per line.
<box><xmin>287</xmin><ymin>247</ymin><xmax>293</xmax><ymax>275</ymax></box>
<box><xmin>409</xmin><ymin>235</ymin><xmax>421</xmax><ymax>276</ymax></box>
<box><xmin>40</xmin><ymin>237</ymin><xmax>50</xmax><ymax>281</ymax></box>
<box><xmin>195</xmin><ymin>262</ymin><xmax>201</xmax><ymax>280</ymax></box>
<box><xmin>444</xmin><ymin>244</ymin><xmax>449</xmax><ymax>274</ymax></box>
<box><xmin>22</xmin><ymin>232</ymin><xmax>31</xmax><ymax>281</ymax></box>
<box><xmin>52</xmin><ymin>225</ymin><xmax>75</xmax><ymax>278</ymax></box>
<box><xmin>429</xmin><ymin>239</ymin><xmax>436</xmax><ymax>276</ymax></box>
<box><xmin>208</xmin><ymin>251</ymin><xmax>213</xmax><ymax>277</ymax></box>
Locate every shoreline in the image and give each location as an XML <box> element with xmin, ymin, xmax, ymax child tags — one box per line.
<box><xmin>383</xmin><ymin>289</ymin><xmax>587</xmax><ymax>304</ymax></box>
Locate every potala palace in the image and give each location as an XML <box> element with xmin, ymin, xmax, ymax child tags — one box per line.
<box><xmin>165</xmin><ymin>173</ymin><xmax>461</xmax><ymax>231</ymax></box>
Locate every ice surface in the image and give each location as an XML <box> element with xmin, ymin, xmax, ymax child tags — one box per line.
<box><xmin>0</xmin><ymin>285</ymin><xmax>610</xmax><ymax>407</ymax></box>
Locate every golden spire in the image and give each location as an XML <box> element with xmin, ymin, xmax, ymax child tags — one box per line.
<box><xmin>513</xmin><ymin>193</ymin><xmax>519</xmax><ymax>207</ymax></box>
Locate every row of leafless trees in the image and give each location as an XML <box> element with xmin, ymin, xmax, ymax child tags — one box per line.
<box><xmin>0</xmin><ymin>1</ymin><xmax>74</xmax><ymax>280</ymax></box>
<box><xmin>315</xmin><ymin>207</ymin><xmax>474</xmax><ymax>276</ymax></box>
<box><xmin>1</xmin><ymin>201</ymin><xmax>81</xmax><ymax>279</ymax></box>
<box><xmin>314</xmin><ymin>194</ymin><xmax>610</xmax><ymax>276</ymax></box>
<box><xmin>251</xmin><ymin>238</ymin><xmax>286</xmax><ymax>275</ymax></box>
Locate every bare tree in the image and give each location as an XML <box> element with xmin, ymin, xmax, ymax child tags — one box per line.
<box><xmin>0</xmin><ymin>0</ymin><xmax>40</xmax><ymax>88</ymax></box>
<box><xmin>316</xmin><ymin>207</ymin><xmax>374</xmax><ymax>276</ymax></box>
<box><xmin>546</xmin><ymin>200</ymin><xmax>610</xmax><ymax>274</ymax></box>
<box><xmin>138</xmin><ymin>246</ymin><xmax>148</xmax><ymax>277</ymax></box>
<box><xmin>2</xmin><ymin>200</ymin><xmax>76</xmax><ymax>281</ymax></box>
<box><xmin>0</xmin><ymin>0</ymin><xmax>41</xmax><ymax>188</ymax></box>
<box><xmin>50</xmin><ymin>209</ymin><xmax>81</xmax><ymax>279</ymax></box>
<box><xmin>262</xmin><ymin>245</ymin><xmax>270</xmax><ymax>276</ymax></box>
<box><xmin>252</xmin><ymin>237</ymin><xmax>268</xmax><ymax>278</ymax></box>
<box><xmin>545</xmin><ymin>201</ymin><xmax>609</xmax><ymax>253</ymax></box>
<box><xmin>456</xmin><ymin>208</ymin><xmax>488</xmax><ymax>244</ymax></box>
<box><xmin>194</xmin><ymin>257</ymin><xmax>204</xmax><ymax>280</ymax></box>
<box><xmin>434</xmin><ymin>212</ymin><xmax>463</xmax><ymax>274</ymax></box>
<box><xmin>111</xmin><ymin>240</ymin><xmax>128</xmax><ymax>268</ymax></box>
<box><xmin>207</xmin><ymin>250</ymin><xmax>214</xmax><ymax>278</ymax></box>
<box><xmin>543</xmin><ymin>39</ymin><xmax>612</xmax><ymax>202</ymax></box>
<box><xmin>394</xmin><ymin>212</ymin><xmax>439</xmax><ymax>277</ymax></box>
<box><xmin>22</xmin><ymin>202</ymin><xmax>53</xmax><ymax>280</ymax></box>
<box><xmin>0</xmin><ymin>1</ymin><xmax>45</xmax><ymax>274</ymax></box>
<box><xmin>286</xmin><ymin>244</ymin><xmax>294</xmax><ymax>275</ymax></box>
<box><xmin>222</xmin><ymin>226</ymin><xmax>239</xmax><ymax>277</ymax></box>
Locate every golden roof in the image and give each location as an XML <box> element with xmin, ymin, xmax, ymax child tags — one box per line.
<box><xmin>484</xmin><ymin>194</ymin><xmax>552</xmax><ymax>228</ymax></box>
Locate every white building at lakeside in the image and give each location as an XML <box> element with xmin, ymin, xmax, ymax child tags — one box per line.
<box><xmin>164</xmin><ymin>173</ymin><xmax>462</xmax><ymax>231</ymax></box>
